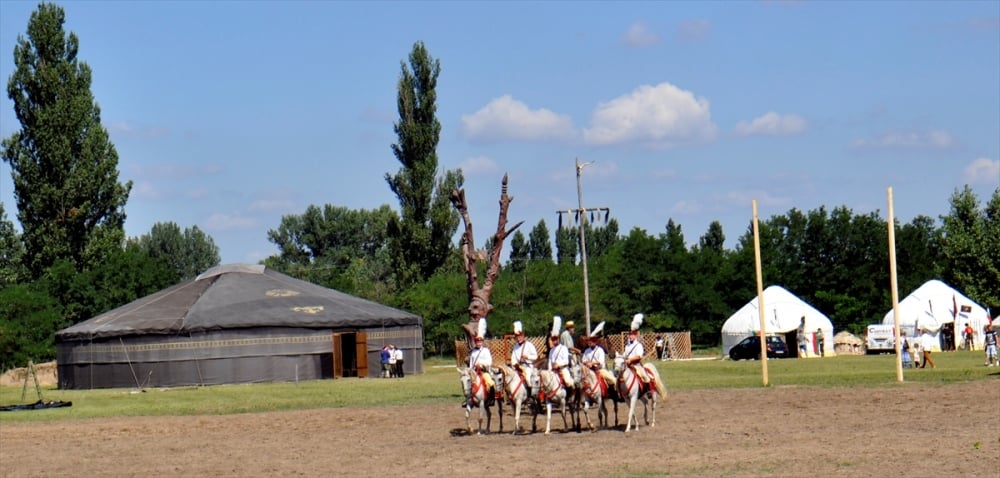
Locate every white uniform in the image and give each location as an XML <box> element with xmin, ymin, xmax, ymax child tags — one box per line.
<box><xmin>548</xmin><ymin>342</ymin><xmax>573</xmax><ymax>387</ymax></box>
<box><xmin>511</xmin><ymin>340</ymin><xmax>538</xmax><ymax>370</ymax></box>
<box><xmin>470</xmin><ymin>345</ymin><xmax>493</xmax><ymax>371</ymax></box>
<box><xmin>624</xmin><ymin>335</ymin><xmax>649</xmax><ymax>382</ymax></box>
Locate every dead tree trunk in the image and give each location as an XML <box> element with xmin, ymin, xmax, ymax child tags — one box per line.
<box><xmin>450</xmin><ymin>173</ymin><xmax>524</xmax><ymax>344</ymax></box>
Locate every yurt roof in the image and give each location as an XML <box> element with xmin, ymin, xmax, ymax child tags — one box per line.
<box><xmin>56</xmin><ymin>264</ymin><xmax>421</xmax><ymax>341</ymax></box>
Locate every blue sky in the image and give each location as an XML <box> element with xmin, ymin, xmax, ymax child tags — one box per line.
<box><xmin>1</xmin><ymin>1</ymin><xmax>998</xmax><ymax>266</ymax></box>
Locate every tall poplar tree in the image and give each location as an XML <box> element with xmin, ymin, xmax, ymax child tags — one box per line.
<box><xmin>2</xmin><ymin>3</ymin><xmax>132</xmax><ymax>279</ymax></box>
<box><xmin>385</xmin><ymin>41</ymin><xmax>461</xmax><ymax>287</ymax></box>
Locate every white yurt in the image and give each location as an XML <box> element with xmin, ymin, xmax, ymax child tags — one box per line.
<box><xmin>722</xmin><ymin>285</ymin><xmax>835</xmax><ymax>357</ymax></box>
<box><xmin>882</xmin><ymin>279</ymin><xmax>991</xmax><ymax>351</ymax></box>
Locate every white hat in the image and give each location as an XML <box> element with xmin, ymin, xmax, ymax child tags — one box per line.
<box><xmin>550</xmin><ymin>315</ymin><xmax>562</xmax><ymax>338</ymax></box>
<box><xmin>513</xmin><ymin>321</ymin><xmax>524</xmax><ymax>335</ymax></box>
<box><xmin>630</xmin><ymin>313</ymin><xmax>644</xmax><ymax>332</ymax></box>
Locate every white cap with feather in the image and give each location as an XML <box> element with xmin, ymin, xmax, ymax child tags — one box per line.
<box><xmin>588</xmin><ymin>321</ymin><xmax>605</xmax><ymax>339</ymax></box>
<box><xmin>476</xmin><ymin>318</ymin><xmax>487</xmax><ymax>340</ymax></box>
<box><xmin>630</xmin><ymin>313</ymin><xmax>644</xmax><ymax>333</ymax></box>
<box><xmin>513</xmin><ymin>320</ymin><xmax>523</xmax><ymax>335</ymax></box>
<box><xmin>550</xmin><ymin>315</ymin><xmax>562</xmax><ymax>338</ymax></box>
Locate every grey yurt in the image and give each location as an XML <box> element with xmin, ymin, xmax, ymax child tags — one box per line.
<box><xmin>55</xmin><ymin>264</ymin><xmax>422</xmax><ymax>389</ymax></box>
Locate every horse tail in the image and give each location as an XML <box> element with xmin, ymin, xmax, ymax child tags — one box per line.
<box><xmin>644</xmin><ymin>364</ymin><xmax>667</xmax><ymax>400</ymax></box>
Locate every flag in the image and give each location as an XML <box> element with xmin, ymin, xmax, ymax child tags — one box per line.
<box><xmin>952</xmin><ymin>294</ymin><xmax>958</xmax><ymax>320</ymax></box>
<box><xmin>989</xmin><ymin>307</ymin><xmax>993</xmax><ymax>325</ymax></box>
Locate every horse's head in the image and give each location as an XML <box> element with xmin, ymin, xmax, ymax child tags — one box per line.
<box><xmin>458</xmin><ymin>367</ymin><xmax>472</xmax><ymax>396</ymax></box>
<box><xmin>612</xmin><ymin>353</ymin><xmax>626</xmax><ymax>373</ymax></box>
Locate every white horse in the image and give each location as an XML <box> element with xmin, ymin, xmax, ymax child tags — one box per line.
<box><xmin>613</xmin><ymin>353</ymin><xmax>666</xmax><ymax>433</ymax></box>
<box><xmin>458</xmin><ymin>367</ymin><xmax>503</xmax><ymax>435</ymax></box>
<box><xmin>498</xmin><ymin>364</ymin><xmax>538</xmax><ymax>434</ymax></box>
<box><xmin>536</xmin><ymin>369</ymin><xmax>570</xmax><ymax>435</ymax></box>
<box><xmin>579</xmin><ymin>365</ymin><xmax>619</xmax><ymax>431</ymax></box>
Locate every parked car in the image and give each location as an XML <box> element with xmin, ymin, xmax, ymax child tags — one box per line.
<box><xmin>729</xmin><ymin>335</ymin><xmax>790</xmax><ymax>361</ymax></box>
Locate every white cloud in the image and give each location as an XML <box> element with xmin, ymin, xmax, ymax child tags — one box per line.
<box><xmin>622</xmin><ymin>21</ymin><xmax>660</xmax><ymax>47</ymax></box>
<box><xmin>676</xmin><ymin>19</ymin><xmax>711</xmax><ymax>43</ymax></box>
<box><xmin>851</xmin><ymin>130</ymin><xmax>956</xmax><ymax>151</ymax></box>
<box><xmin>735</xmin><ymin>112</ymin><xmax>807</xmax><ymax>136</ymax></box>
<box><xmin>108</xmin><ymin>122</ymin><xmax>170</xmax><ymax>140</ymax></box>
<box><xmin>248</xmin><ymin>198</ymin><xmax>296</xmax><ymax>213</ymax></box>
<box><xmin>963</xmin><ymin>157</ymin><xmax>1000</xmax><ymax>185</ymax></box>
<box><xmin>128</xmin><ymin>162</ymin><xmax>224</xmax><ymax>180</ymax></box>
<box><xmin>460</xmin><ymin>95</ymin><xmax>576</xmax><ymax>143</ymax></box>
<box><xmin>458</xmin><ymin>156</ymin><xmax>499</xmax><ymax>176</ymax></box>
<box><xmin>583</xmin><ymin>82</ymin><xmax>717</xmax><ymax>147</ymax></box>
<box><xmin>132</xmin><ymin>181</ymin><xmax>162</xmax><ymax>200</ymax></box>
<box><xmin>204</xmin><ymin>213</ymin><xmax>257</xmax><ymax>231</ymax></box>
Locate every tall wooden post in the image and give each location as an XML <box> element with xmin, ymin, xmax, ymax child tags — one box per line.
<box><xmin>887</xmin><ymin>187</ymin><xmax>904</xmax><ymax>382</ymax></box>
<box><xmin>752</xmin><ymin>200</ymin><xmax>769</xmax><ymax>386</ymax></box>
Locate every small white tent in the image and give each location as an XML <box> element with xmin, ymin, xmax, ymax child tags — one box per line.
<box><xmin>881</xmin><ymin>279</ymin><xmax>990</xmax><ymax>352</ymax></box>
<box><xmin>722</xmin><ymin>285</ymin><xmax>835</xmax><ymax>357</ymax></box>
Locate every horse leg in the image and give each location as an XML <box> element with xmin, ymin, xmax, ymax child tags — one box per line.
<box><xmin>545</xmin><ymin>402</ymin><xmax>553</xmax><ymax>435</ymax></box>
<box><xmin>465</xmin><ymin>403</ymin><xmax>473</xmax><ymax>435</ymax></box>
<box><xmin>581</xmin><ymin>397</ymin><xmax>594</xmax><ymax>432</ymax></box>
<box><xmin>625</xmin><ymin>395</ymin><xmax>639</xmax><ymax>433</ymax></box>
<box><xmin>560</xmin><ymin>397</ymin><xmax>569</xmax><ymax>432</ymax></box>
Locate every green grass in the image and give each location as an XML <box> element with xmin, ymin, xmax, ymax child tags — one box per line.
<box><xmin>2</xmin><ymin>351</ymin><xmax>995</xmax><ymax>424</ymax></box>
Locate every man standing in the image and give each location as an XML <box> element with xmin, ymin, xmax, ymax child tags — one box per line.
<box><xmin>919</xmin><ymin>328</ymin><xmax>936</xmax><ymax>369</ymax></box>
<box><xmin>963</xmin><ymin>323</ymin><xmax>975</xmax><ymax>351</ymax></box>
<box><xmin>797</xmin><ymin>316</ymin><xmax>808</xmax><ymax>358</ymax></box>
<box><xmin>380</xmin><ymin>345</ymin><xmax>391</xmax><ymax>378</ymax></box>
<box><xmin>655</xmin><ymin>335</ymin><xmax>665</xmax><ymax>361</ymax></box>
<box><xmin>510</xmin><ymin>321</ymin><xmax>538</xmax><ymax>395</ymax></box>
<box><xmin>394</xmin><ymin>345</ymin><xmax>404</xmax><ymax>378</ymax></box>
<box><xmin>983</xmin><ymin>323</ymin><xmax>997</xmax><ymax>367</ymax></box>
<box><xmin>815</xmin><ymin>328</ymin><xmax>825</xmax><ymax>357</ymax></box>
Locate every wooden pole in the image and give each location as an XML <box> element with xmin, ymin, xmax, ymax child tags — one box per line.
<box><xmin>887</xmin><ymin>187</ymin><xmax>904</xmax><ymax>382</ymax></box>
<box><xmin>752</xmin><ymin>200</ymin><xmax>769</xmax><ymax>386</ymax></box>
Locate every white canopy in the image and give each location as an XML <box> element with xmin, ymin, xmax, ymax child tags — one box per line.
<box><xmin>882</xmin><ymin>279</ymin><xmax>990</xmax><ymax>351</ymax></box>
<box><xmin>722</xmin><ymin>285</ymin><xmax>835</xmax><ymax>357</ymax></box>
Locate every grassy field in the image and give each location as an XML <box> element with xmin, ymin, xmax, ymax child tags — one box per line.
<box><xmin>1</xmin><ymin>349</ymin><xmax>994</xmax><ymax>424</ymax></box>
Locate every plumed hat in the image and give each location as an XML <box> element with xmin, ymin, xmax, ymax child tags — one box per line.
<box><xmin>630</xmin><ymin>313</ymin><xmax>644</xmax><ymax>333</ymax></box>
<box><xmin>476</xmin><ymin>318</ymin><xmax>487</xmax><ymax>340</ymax></box>
<box><xmin>588</xmin><ymin>321</ymin><xmax>605</xmax><ymax>339</ymax></box>
<box><xmin>513</xmin><ymin>320</ymin><xmax>524</xmax><ymax>335</ymax></box>
<box><xmin>550</xmin><ymin>315</ymin><xmax>562</xmax><ymax>338</ymax></box>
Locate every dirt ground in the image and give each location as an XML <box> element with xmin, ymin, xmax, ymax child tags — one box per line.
<box><xmin>1</xmin><ymin>378</ymin><xmax>997</xmax><ymax>478</ymax></box>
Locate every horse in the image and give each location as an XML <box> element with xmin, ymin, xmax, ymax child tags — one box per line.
<box><xmin>498</xmin><ymin>364</ymin><xmax>538</xmax><ymax>434</ymax></box>
<box><xmin>613</xmin><ymin>353</ymin><xmax>667</xmax><ymax>433</ymax></box>
<box><xmin>536</xmin><ymin>369</ymin><xmax>570</xmax><ymax>435</ymax></box>
<box><xmin>458</xmin><ymin>366</ymin><xmax>503</xmax><ymax>435</ymax></box>
<box><xmin>579</xmin><ymin>364</ymin><xmax>619</xmax><ymax>431</ymax></box>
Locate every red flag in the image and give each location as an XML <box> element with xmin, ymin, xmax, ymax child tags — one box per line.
<box><xmin>952</xmin><ymin>294</ymin><xmax>958</xmax><ymax>320</ymax></box>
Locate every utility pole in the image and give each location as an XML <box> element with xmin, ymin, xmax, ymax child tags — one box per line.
<box><xmin>556</xmin><ymin>158</ymin><xmax>610</xmax><ymax>337</ymax></box>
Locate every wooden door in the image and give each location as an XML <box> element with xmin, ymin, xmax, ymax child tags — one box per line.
<box><xmin>355</xmin><ymin>332</ymin><xmax>368</xmax><ymax>378</ymax></box>
<box><xmin>332</xmin><ymin>333</ymin><xmax>343</xmax><ymax>379</ymax></box>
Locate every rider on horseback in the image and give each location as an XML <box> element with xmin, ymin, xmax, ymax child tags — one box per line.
<box><xmin>624</xmin><ymin>314</ymin><xmax>651</xmax><ymax>384</ymax></box>
<box><xmin>548</xmin><ymin>316</ymin><xmax>574</xmax><ymax>388</ymax></box>
<box><xmin>510</xmin><ymin>320</ymin><xmax>538</xmax><ymax>398</ymax></box>
<box><xmin>582</xmin><ymin>321</ymin><xmax>615</xmax><ymax>393</ymax></box>
<box><xmin>469</xmin><ymin>318</ymin><xmax>496</xmax><ymax>405</ymax></box>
